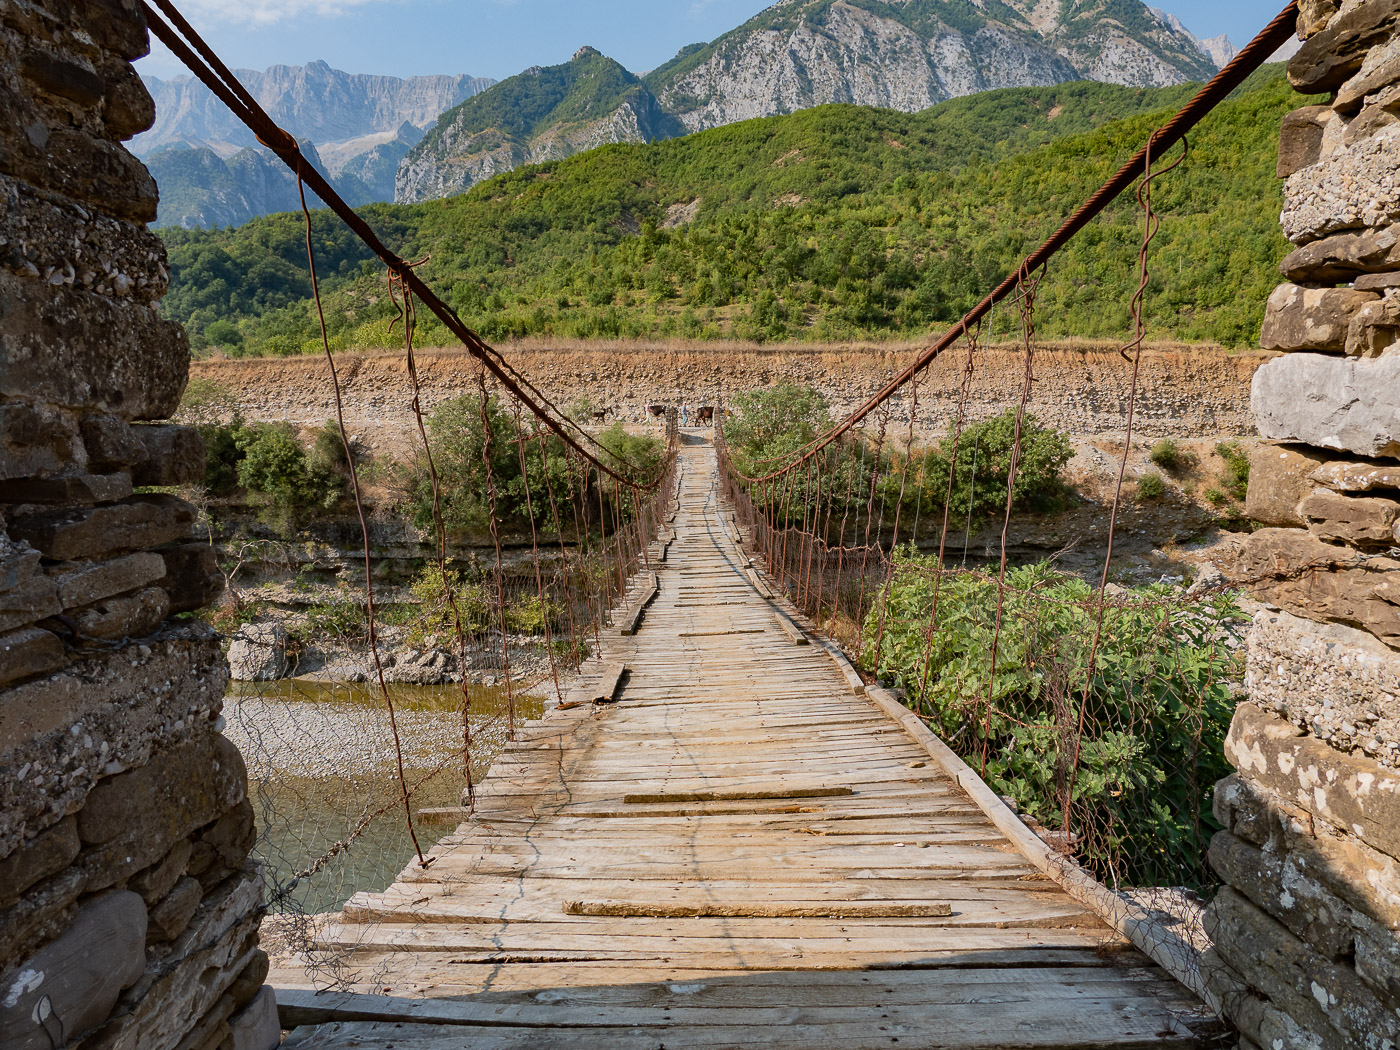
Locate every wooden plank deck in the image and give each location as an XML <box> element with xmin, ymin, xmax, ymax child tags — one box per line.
<box><xmin>274</xmin><ymin>434</ymin><xmax>1217</xmax><ymax>1049</ymax></box>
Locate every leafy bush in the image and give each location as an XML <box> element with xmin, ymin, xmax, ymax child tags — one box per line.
<box><xmin>1148</xmin><ymin>438</ymin><xmax>1192</xmax><ymax>474</ymax></box>
<box><xmin>1137</xmin><ymin>472</ymin><xmax>1166</xmax><ymax>501</ymax></box>
<box><xmin>194</xmin><ymin>421</ymin><xmax>344</xmax><ymax>532</ymax></box>
<box><xmin>414</xmin><ymin>395</ymin><xmax>663</xmax><ymax>538</ymax></box>
<box><xmin>864</xmin><ymin>554</ymin><xmax>1246</xmax><ymax>887</ymax></box>
<box><xmin>917</xmin><ymin>411</ymin><xmax>1074</xmax><ymax>529</ymax></box>
<box><xmin>1215</xmin><ymin>441</ymin><xmax>1250</xmax><ymax>502</ymax></box>
<box><xmin>406</xmin><ymin>562</ymin><xmax>489</xmax><ymax>645</ymax></box>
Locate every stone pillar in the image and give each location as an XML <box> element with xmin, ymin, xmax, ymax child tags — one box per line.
<box><xmin>1202</xmin><ymin>3</ymin><xmax>1400</xmax><ymax>1048</ymax></box>
<box><xmin>0</xmin><ymin>3</ymin><xmax>273</xmax><ymax>1050</ymax></box>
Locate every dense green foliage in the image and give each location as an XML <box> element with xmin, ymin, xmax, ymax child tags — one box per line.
<box><xmin>419</xmin><ymin>48</ymin><xmax>673</xmax><ymax>150</ymax></box>
<box><xmin>412</xmin><ymin>395</ymin><xmax>664</xmax><ymax>536</ymax></box>
<box><xmin>198</xmin><ymin>420</ymin><xmax>346</xmax><ymax>532</ymax></box>
<box><xmin>724</xmin><ymin>387</ymin><xmax>1072</xmax><ymax>533</ymax></box>
<box><xmin>910</xmin><ymin>411</ymin><xmax>1074</xmax><ymax>528</ymax></box>
<box><xmin>865</xmin><ymin>556</ymin><xmax>1247</xmax><ymax>886</ymax></box>
<box><xmin>161</xmin><ymin>67</ymin><xmax>1303</xmax><ymax>354</ymax></box>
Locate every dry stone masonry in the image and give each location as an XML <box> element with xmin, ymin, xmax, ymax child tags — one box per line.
<box><xmin>1204</xmin><ymin>3</ymin><xmax>1400</xmax><ymax>1048</ymax></box>
<box><xmin>0</xmin><ymin>3</ymin><xmax>272</xmax><ymax>1049</ymax></box>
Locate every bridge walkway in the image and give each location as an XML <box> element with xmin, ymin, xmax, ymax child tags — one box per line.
<box><xmin>274</xmin><ymin>434</ymin><xmax>1213</xmax><ymax>1049</ymax></box>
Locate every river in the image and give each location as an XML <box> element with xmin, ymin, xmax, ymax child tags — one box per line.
<box><xmin>222</xmin><ymin>679</ymin><xmax>545</xmax><ymax>914</ymax></box>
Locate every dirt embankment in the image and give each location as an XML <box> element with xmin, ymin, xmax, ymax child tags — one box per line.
<box><xmin>187</xmin><ymin>339</ymin><xmax>1271</xmax><ymax>452</ymax></box>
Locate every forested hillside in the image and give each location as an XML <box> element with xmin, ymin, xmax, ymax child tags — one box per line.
<box><xmin>160</xmin><ymin>67</ymin><xmax>1302</xmax><ymax>355</ymax></box>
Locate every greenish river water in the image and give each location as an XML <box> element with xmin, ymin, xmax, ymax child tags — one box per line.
<box><xmin>223</xmin><ymin>679</ymin><xmax>544</xmax><ymax>914</ymax></box>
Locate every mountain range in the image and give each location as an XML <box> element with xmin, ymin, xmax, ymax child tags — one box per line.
<box><xmin>138</xmin><ymin>62</ymin><xmax>494</xmax><ymax>227</ymax></box>
<box><xmin>146</xmin><ymin>0</ymin><xmax>1240</xmax><ymax>225</ymax></box>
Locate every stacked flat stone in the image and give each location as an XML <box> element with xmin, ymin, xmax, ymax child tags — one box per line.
<box><xmin>0</xmin><ymin>3</ymin><xmax>273</xmax><ymax>1050</ymax></box>
<box><xmin>1204</xmin><ymin>4</ymin><xmax>1400</xmax><ymax>1048</ymax></box>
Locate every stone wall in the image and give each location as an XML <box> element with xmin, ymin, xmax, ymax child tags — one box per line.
<box><xmin>0</xmin><ymin>3</ymin><xmax>273</xmax><ymax>1050</ymax></box>
<box><xmin>1203</xmin><ymin>3</ymin><xmax>1400</xmax><ymax>1048</ymax></box>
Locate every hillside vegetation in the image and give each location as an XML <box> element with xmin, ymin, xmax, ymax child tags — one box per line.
<box><xmin>160</xmin><ymin>67</ymin><xmax>1301</xmax><ymax>355</ymax></box>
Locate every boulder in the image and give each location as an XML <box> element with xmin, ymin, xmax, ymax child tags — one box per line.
<box><xmin>1345</xmin><ymin>293</ymin><xmax>1400</xmax><ymax>356</ymax></box>
<box><xmin>1297</xmin><ymin>0</ymin><xmax>1340</xmax><ymax>39</ymax></box>
<box><xmin>0</xmin><ymin>272</ymin><xmax>187</xmax><ymax>419</ymax></box>
<box><xmin>49</xmin><ymin>551</ymin><xmax>166</xmax><ymax>609</ymax></box>
<box><xmin>1310</xmin><ymin>457</ymin><xmax>1400</xmax><ymax>492</ymax></box>
<box><xmin>1251</xmin><ymin>352</ymin><xmax>1400</xmax><ymax>458</ymax></box>
<box><xmin>1336</xmin><ymin>27</ymin><xmax>1400</xmax><ymax>113</ymax></box>
<box><xmin>131</xmin><ymin>424</ymin><xmax>206</xmax><ymax>487</ymax></box>
<box><xmin>1205</xmin><ymin>886</ymin><xmax>1399</xmax><ymax>1050</ymax></box>
<box><xmin>1288</xmin><ymin>0</ymin><xmax>1400</xmax><ymax>93</ymax></box>
<box><xmin>1299</xmin><ymin>489</ymin><xmax>1400</xmax><ymax>546</ymax></box>
<box><xmin>69</xmin><ymin>583</ymin><xmax>168</xmax><ymax>640</ymax></box>
<box><xmin>228</xmin><ymin>987</ymin><xmax>279</xmax><ymax>1050</ymax></box>
<box><xmin>76</xmin><ymin>733</ymin><xmax>249</xmax><ymax>887</ymax></box>
<box><xmin>1260</xmin><ymin>283</ymin><xmax>1377</xmax><ymax>352</ymax></box>
<box><xmin>1282</xmin><ymin>123</ymin><xmax>1400</xmax><ymax>244</ymax></box>
<box><xmin>226</xmin><ymin>622</ymin><xmax>288</xmax><ymax>681</ymax></box>
<box><xmin>1245</xmin><ymin>608</ymin><xmax>1400</xmax><ymax>770</ymax></box>
<box><xmin>0</xmin><ymin>816</ymin><xmax>79</xmax><ymax>907</ymax></box>
<box><xmin>0</xmin><ymin>472</ymin><xmax>132</xmax><ymax>504</ymax></box>
<box><xmin>0</xmin><ymin>401</ymin><xmax>82</xmax><ymax>480</ymax></box>
<box><xmin>0</xmin><ymin>890</ymin><xmax>147</xmax><ymax>1050</ymax></box>
<box><xmin>1226</xmin><ymin>703</ymin><xmax>1400</xmax><ymax>859</ymax></box>
<box><xmin>147</xmin><ymin>875</ymin><xmax>204</xmax><ymax>944</ymax></box>
<box><xmin>80</xmin><ymin>413</ymin><xmax>146</xmax><ymax>469</ymax></box>
<box><xmin>156</xmin><ymin>543</ymin><xmax>224</xmax><ymax>615</ymax></box>
<box><xmin>0</xmin><ymin>626</ymin><xmax>65</xmax><ymax>688</ymax></box>
<box><xmin>1343</xmin><ymin>82</ymin><xmax>1400</xmax><ymax>147</ymax></box>
<box><xmin>7</xmin><ymin>493</ymin><xmax>197</xmax><ymax>561</ymax></box>
<box><xmin>1245</xmin><ymin>443</ymin><xmax>1332</xmax><ymax>526</ymax></box>
<box><xmin>1281</xmin><ymin>223</ymin><xmax>1400</xmax><ymax>283</ymax></box>
<box><xmin>1277</xmin><ymin>105</ymin><xmax>1344</xmax><ymax>178</ymax></box>
<box><xmin>1237</xmin><ymin>528</ymin><xmax>1400</xmax><ymax>647</ymax></box>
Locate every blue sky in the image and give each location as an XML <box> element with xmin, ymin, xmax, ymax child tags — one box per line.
<box><xmin>138</xmin><ymin>1</ymin><xmax>1292</xmax><ymax>82</ymax></box>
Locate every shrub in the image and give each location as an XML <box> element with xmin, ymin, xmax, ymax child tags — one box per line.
<box><xmin>1204</xmin><ymin>487</ymin><xmax>1229</xmax><ymax>508</ymax></box>
<box><xmin>406</xmin><ymin>562</ymin><xmax>489</xmax><ymax>645</ymax></box>
<box><xmin>918</xmin><ymin>410</ymin><xmax>1074</xmax><ymax>528</ymax></box>
<box><xmin>1215</xmin><ymin>441</ymin><xmax>1250</xmax><ymax>502</ymax></box>
<box><xmin>864</xmin><ymin>554</ymin><xmax>1246</xmax><ymax>887</ymax></box>
<box><xmin>235</xmin><ymin>423</ymin><xmax>344</xmax><ymax>516</ymax></box>
<box><xmin>1148</xmin><ymin>438</ymin><xmax>1193</xmax><ymax>474</ymax></box>
<box><xmin>1136</xmin><ymin>472</ymin><xmax>1166</xmax><ymax>501</ymax></box>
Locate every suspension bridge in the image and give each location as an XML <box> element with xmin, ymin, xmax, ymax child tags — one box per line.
<box><xmin>267</xmin><ymin>434</ymin><xmax>1217</xmax><ymax>1048</ymax></box>
<box><xmin>125</xmin><ymin>2</ymin><xmax>1309</xmax><ymax>1046</ymax></box>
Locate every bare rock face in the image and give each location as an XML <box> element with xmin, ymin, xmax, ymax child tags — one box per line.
<box><xmin>397</xmin><ymin>0</ymin><xmax>1222</xmax><ymax>203</ymax></box>
<box><xmin>651</xmin><ymin>0</ymin><xmax>1216</xmax><ymax>136</ymax></box>
<box><xmin>1251</xmin><ymin>352</ymin><xmax>1400</xmax><ymax>458</ymax></box>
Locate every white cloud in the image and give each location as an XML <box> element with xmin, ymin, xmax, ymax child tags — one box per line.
<box><xmin>174</xmin><ymin>0</ymin><xmax>387</xmax><ymax>26</ymax></box>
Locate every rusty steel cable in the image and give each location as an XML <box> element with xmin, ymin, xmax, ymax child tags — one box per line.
<box><xmin>728</xmin><ymin>0</ymin><xmax>1300</xmax><ymax>485</ymax></box>
<box><xmin>296</xmin><ymin>177</ymin><xmax>428</xmax><ymax>869</ymax></box>
<box><xmin>141</xmin><ymin>0</ymin><xmax>665</xmax><ymax>494</ymax></box>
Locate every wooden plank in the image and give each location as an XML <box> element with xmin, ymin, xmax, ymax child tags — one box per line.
<box><xmin>621</xmin><ymin>786</ymin><xmax>854</xmax><ymax>804</ymax></box>
<box><xmin>562</xmin><ymin>899</ymin><xmax>953</xmax><ymax>918</ymax></box>
<box><xmin>618</xmin><ymin>573</ymin><xmax>659</xmax><ymax>635</ymax></box>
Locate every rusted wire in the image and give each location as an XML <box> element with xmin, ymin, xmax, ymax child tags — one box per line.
<box><xmin>141</xmin><ymin>0</ymin><xmax>666</xmax><ymax>493</ymax></box>
<box><xmin>725</xmin><ymin>0</ymin><xmax>1300</xmax><ymax>484</ymax></box>
<box><xmin>296</xmin><ymin>175</ymin><xmax>428</xmax><ymax>868</ymax></box>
